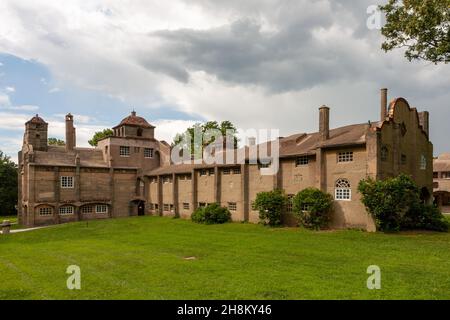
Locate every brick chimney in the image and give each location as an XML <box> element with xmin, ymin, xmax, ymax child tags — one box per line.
<box><xmin>380</xmin><ymin>88</ymin><xmax>388</xmax><ymax>121</ymax></box>
<box><xmin>319</xmin><ymin>105</ymin><xmax>330</xmax><ymax>141</ymax></box>
<box><xmin>418</xmin><ymin>111</ymin><xmax>429</xmax><ymax>137</ymax></box>
<box><xmin>65</xmin><ymin>113</ymin><xmax>76</xmax><ymax>151</ymax></box>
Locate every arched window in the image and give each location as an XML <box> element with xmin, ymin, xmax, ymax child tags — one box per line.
<box><xmin>335</xmin><ymin>178</ymin><xmax>351</xmax><ymax>201</ymax></box>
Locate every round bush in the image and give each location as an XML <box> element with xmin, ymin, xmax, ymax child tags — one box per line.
<box><xmin>191</xmin><ymin>203</ymin><xmax>231</xmax><ymax>224</ymax></box>
<box><xmin>293</xmin><ymin>188</ymin><xmax>333</xmax><ymax>230</ymax></box>
<box><xmin>252</xmin><ymin>189</ymin><xmax>287</xmax><ymax>226</ymax></box>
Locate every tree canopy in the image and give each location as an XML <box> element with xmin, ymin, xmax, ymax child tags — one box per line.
<box><xmin>48</xmin><ymin>138</ymin><xmax>65</xmax><ymax>146</ymax></box>
<box><xmin>172</xmin><ymin>121</ymin><xmax>239</xmax><ymax>156</ymax></box>
<box><xmin>380</xmin><ymin>0</ymin><xmax>450</xmax><ymax>64</ymax></box>
<box><xmin>88</xmin><ymin>129</ymin><xmax>114</xmax><ymax>147</ymax></box>
<box><xmin>0</xmin><ymin>151</ymin><xmax>18</xmax><ymax>216</ymax></box>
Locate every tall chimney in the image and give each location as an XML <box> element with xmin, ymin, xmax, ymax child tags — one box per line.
<box><xmin>418</xmin><ymin>111</ymin><xmax>429</xmax><ymax>137</ymax></box>
<box><xmin>319</xmin><ymin>105</ymin><xmax>330</xmax><ymax>141</ymax></box>
<box><xmin>380</xmin><ymin>88</ymin><xmax>388</xmax><ymax>121</ymax></box>
<box><xmin>65</xmin><ymin>113</ymin><xmax>75</xmax><ymax>151</ymax></box>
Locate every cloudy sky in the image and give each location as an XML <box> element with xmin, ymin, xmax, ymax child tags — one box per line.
<box><xmin>0</xmin><ymin>0</ymin><xmax>449</xmax><ymax>162</ymax></box>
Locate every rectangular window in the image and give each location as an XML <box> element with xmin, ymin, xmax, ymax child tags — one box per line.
<box><xmin>81</xmin><ymin>206</ymin><xmax>93</xmax><ymax>214</ymax></box>
<box><xmin>163</xmin><ymin>176</ymin><xmax>172</xmax><ymax>184</ymax></box>
<box><xmin>200</xmin><ymin>170</ymin><xmax>207</xmax><ymax>176</ymax></box>
<box><xmin>420</xmin><ymin>155</ymin><xmax>427</xmax><ymax>170</ymax></box>
<box><xmin>223</xmin><ymin>168</ymin><xmax>231</xmax><ymax>175</ymax></box>
<box><xmin>232</xmin><ymin>167</ymin><xmax>241</xmax><ymax>175</ymax></box>
<box><xmin>185</xmin><ymin>174</ymin><xmax>192</xmax><ymax>181</ymax></box>
<box><xmin>259</xmin><ymin>162</ymin><xmax>271</xmax><ymax>169</ymax></box>
<box><xmin>286</xmin><ymin>195</ymin><xmax>294</xmax><ymax>213</ymax></box>
<box><xmin>39</xmin><ymin>207</ymin><xmax>53</xmax><ymax>216</ymax></box>
<box><xmin>119</xmin><ymin>146</ymin><xmax>130</xmax><ymax>157</ymax></box>
<box><xmin>154</xmin><ymin>204</ymin><xmax>159</xmax><ymax>210</ymax></box>
<box><xmin>144</xmin><ymin>148</ymin><xmax>154</xmax><ymax>158</ymax></box>
<box><xmin>228</xmin><ymin>202</ymin><xmax>237</xmax><ymax>211</ymax></box>
<box><xmin>150</xmin><ymin>177</ymin><xmax>157</xmax><ymax>183</ymax></box>
<box><xmin>208</xmin><ymin>168</ymin><xmax>215</xmax><ymax>175</ymax></box>
<box><xmin>183</xmin><ymin>203</ymin><xmax>190</xmax><ymax>210</ymax></box>
<box><xmin>96</xmin><ymin>205</ymin><xmax>108</xmax><ymax>214</ymax></box>
<box><xmin>338</xmin><ymin>151</ymin><xmax>353</xmax><ymax>163</ymax></box>
<box><xmin>295</xmin><ymin>156</ymin><xmax>309</xmax><ymax>166</ymax></box>
<box><xmin>433</xmin><ymin>172</ymin><xmax>438</xmax><ymax>179</ymax></box>
<box><xmin>163</xmin><ymin>204</ymin><xmax>170</xmax><ymax>212</ymax></box>
<box><xmin>59</xmin><ymin>206</ymin><xmax>74</xmax><ymax>215</ymax></box>
<box><xmin>61</xmin><ymin>176</ymin><xmax>74</xmax><ymax>189</ymax></box>
<box><xmin>198</xmin><ymin>202</ymin><xmax>207</xmax><ymax>208</ymax></box>
<box><xmin>443</xmin><ymin>172</ymin><xmax>450</xmax><ymax>179</ymax></box>
<box><xmin>335</xmin><ymin>188</ymin><xmax>351</xmax><ymax>201</ymax></box>
<box><xmin>401</xmin><ymin>154</ymin><xmax>407</xmax><ymax>165</ymax></box>
<box><xmin>170</xmin><ymin>204</ymin><xmax>174</xmax><ymax>212</ymax></box>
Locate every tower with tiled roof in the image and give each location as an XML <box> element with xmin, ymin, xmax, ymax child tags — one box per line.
<box><xmin>24</xmin><ymin>114</ymin><xmax>48</xmax><ymax>152</ymax></box>
<box><xmin>112</xmin><ymin>110</ymin><xmax>156</xmax><ymax>139</ymax></box>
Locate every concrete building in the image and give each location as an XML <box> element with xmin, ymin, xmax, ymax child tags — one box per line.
<box><xmin>18</xmin><ymin>89</ymin><xmax>433</xmax><ymax>231</ymax></box>
<box><xmin>433</xmin><ymin>153</ymin><xmax>450</xmax><ymax>213</ymax></box>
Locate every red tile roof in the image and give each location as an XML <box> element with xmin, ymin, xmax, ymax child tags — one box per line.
<box><xmin>113</xmin><ymin>111</ymin><xmax>154</xmax><ymax>129</ymax></box>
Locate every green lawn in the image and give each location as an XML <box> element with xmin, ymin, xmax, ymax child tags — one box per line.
<box><xmin>1</xmin><ymin>216</ymin><xmax>450</xmax><ymax>300</ymax></box>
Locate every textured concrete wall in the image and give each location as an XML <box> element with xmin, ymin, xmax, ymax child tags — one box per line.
<box><xmin>220</xmin><ymin>168</ymin><xmax>244</xmax><ymax>221</ymax></box>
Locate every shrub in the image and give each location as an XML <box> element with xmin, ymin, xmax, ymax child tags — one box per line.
<box><xmin>358</xmin><ymin>174</ymin><xmax>448</xmax><ymax>232</ymax></box>
<box><xmin>292</xmin><ymin>188</ymin><xmax>333</xmax><ymax>230</ymax></box>
<box><xmin>191</xmin><ymin>203</ymin><xmax>231</xmax><ymax>224</ymax></box>
<box><xmin>252</xmin><ymin>189</ymin><xmax>287</xmax><ymax>226</ymax></box>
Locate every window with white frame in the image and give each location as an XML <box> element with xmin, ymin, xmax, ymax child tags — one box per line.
<box><xmin>61</xmin><ymin>176</ymin><xmax>74</xmax><ymax>189</ymax></box>
<box><xmin>338</xmin><ymin>151</ymin><xmax>353</xmax><ymax>163</ymax></box>
<box><xmin>228</xmin><ymin>202</ymin><xmax>237</xmax><ymax>211</ymax></box>
<box><xmin>223</xmin><ymin>168</ymin><xmax>231</xmax><ymax>175</ymax></box>
<box><xmin>295</xmin><ymin>156</ymin><xmax>309</xmax><ymax>166</ymax></box>
<box><xmin>286</xmin><ymin>195</ymin><xmax>294</xmax><ymax>213</ymax></box>
<box><xmin>301</xmin><ymin>204</ymin><xmax>310</xmax><ymax>212</ymax></box>
<box><xmin>163</xmin><ymin>204</ymin><xmax>170</xmax><ymax>212</ymax></box>
<box><xmin>420</xmin><ymin>154</ymin><xmax>427</xmax><ymax>170</ymax></box>
<box><xmin>208</xmin><ymin>168</ymin><xmax>215</xmax><ymax>175</ymax></box>
<box><xmin>59</xmin><ymin>206</ymin><xmax>74</xmax><ymax>215</ymax></box>
<box><xmin>96</xmin><ymin>204</ymin><xmax>108</xmax><ymax>214</ymax></box>
<box><xmin>144</xmin><ymin>148</ymin><xmax>154</xmax><ymax>158</ymax></box>
<box><xmin>39</xmin><ymin>207</ymin><xmax>53</xmax><ymax>216</ymax></box>
<box><xmin>183</xmin><ymin>203</ymin><xmax>190</xmax><ymax>210</ymax></box>
<box><xmin>335</xmin><ymin>178</ymin><xmax>351</xmax><ymax>201</ymax></box>
<box><xmin>233</xmin><ymin>167</ymin><xmax>241</xmax><ymax>174</ymax></box>
<box><xmin>119</xmin><ymin>146</ymin><xmax>130</xmax><ymax>157</ymax></box>
<box><xmin>81</xmin><ymin>205</ymin><xmax>93</xmax><ymax>214</ymax></box>
<box><xmin>259</xmin><ymin>161</ymin><xmax>271</xmax><ymax>169</ymax></box>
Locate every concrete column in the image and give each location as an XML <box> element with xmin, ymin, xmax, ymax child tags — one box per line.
<box><xmin>157</xmin><ymin>175</ymin><xmax>163</xmax><ymax>216</ymax></box>
<box><xmin>54</xmin><ymin>167</ymin><xmax>60</xmax><ymax>225</ymax></box>
<box><xmin>214</xmin><ymin>167</ymin><xmax>221</xmax><ymax>205</ymax></box>
<box><xmin>380</xmin><ymin>88</ymin><xmax>388</xmax><ymax>121</ymax></box>
<box><xmin>109</xmin><ymin>168</ymin><xmax>115</xmax><ymax>218</ymax></box>
<box><xmin>172</xmin><ymin>173</ymin><xmax>179</xmax><ymax>217</ymax></box>
<box><xmin>241</xmin><ymin>163</ymin><xmax>249</xmax><ymax>222</ymax></box>
<box><xmin>191</xmin><ymin>169</ymin><xmax>197</xmax><ymax>210</ymax></box>
<box><xmin>316</xmin><ymin>148</ymin><xmax>326</xmax><ymax>192</ymax></box>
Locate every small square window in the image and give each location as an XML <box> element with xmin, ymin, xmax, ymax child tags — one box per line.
<box><xmin>183</xmin><ymin>203</ymin><xmax>190</xmax><ymax>210</ymax></box>
<box><xmin>120</xmin><ymin>146</ymin><xmax>130</xmax><ymax>157</ymax></box>
<box><xmin>232</xmin><ymin>167</ymin><xmax>241</xmax><ymax>175</ymax></box>
<box><xmin>228</xmin><ymin>202</ymin><xmax>237</xmax><ymax>211</ymax></box>
<box><xmin>61</xmin><ymin>176</ymin><xmax>74</xmax><ymax>189</ymax></box>
<box><xmin>163</xmin><ymin>204</ymin><xmax>170</xmax><ymax>212</ymax></box>
<box><xmin>81</xmin><ymin>206</ymin><xmax>93</xmax><ymax>214</ymax></box>
<box><xmin>39</xmin><ymin>207</ymin><xmax>53</xmax><ymax>216</ymax></box>
<box><xmin>208</xmin><ymin>168</ymin><xmax>215</xmax><ymax>175</ymax></box>
<box><xmin>144</xmin><ymin>148</ymin><xmax>154</xmax><ymax>158</ymax></box>
<box><xmin>96</xmin><ymin>205</ymin><xmax>108</xmax><ymax>214</ymax></box>
<box><xmin>59</xmin><ymin>206</ymin><xmax>74</xmax><ymax>215</ymax></box>
<box><xmin>295</xmin><ymin>156</ymin><xmax>309</xmax><ymax>166</ymax></box>
<box><xmin>401</xmin><ymin>154</ymin><xmax>407</xmax><ymax>165</ymax></box>
<box><xmin>200</xmin><ymin>170</ymin><xmax>207</xmax><ymax>176</ymax></box>
<box><xmin>223</xmin><ymin>168</ymin><xmax>231</xmax><ymax>175</ymax></box>
<box><xmin>198</xmin><ymin>202</ymin><xmax>207</xmax><ymax>208</ymax></box>
<box><xmin>338</xmin><ymin>151</ymin><xmax>353</xmax><ymax>163</ymax></box>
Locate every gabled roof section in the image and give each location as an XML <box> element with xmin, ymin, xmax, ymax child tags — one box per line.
<box><xmin>113</xmin><ymin>111</ymin><xmax>155</xmax><ymax>129</ymax></box>
<box><xmin>26</xmin><ymin>114</ymin><xmax>47</xmax><ymax>125</ymax></box>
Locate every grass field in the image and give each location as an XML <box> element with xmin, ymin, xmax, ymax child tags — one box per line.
<box><xmin>1</xmin><ymin>216</ymin><xmax>450</xmax><ymax>300</ymax></box>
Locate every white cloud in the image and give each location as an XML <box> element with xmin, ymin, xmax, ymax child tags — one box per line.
<box><xmin>0</xmin><ymin>93</ymin><xmax>11</xmax><ymax>106</ymax></box>
<box><xmin>8</xmin><ymin>105</ymin><xmax>39</xmax><ymax>111</ymax></box>
<box><xmin>0</xmin><ymin>62</ymin><xmax>3</xmax><ymax>66</ymax></box>
<box><xmin>153</xmin><ymin>119</ymin><xmax>198</xmax><ymax>143</ymax></box>
<box><xmin>48</xmin><ymin>87</ymin><xmax>60</xmax><ymax>93</ymax></box>
<box><xmin>5</xmin><ymin>86</ymin><xmax>15</xmax><ymax>92</ymax></box>
<box><xmin>0</xmin><ymin>0</ymin><xmax>448</xmax><ymax>154</ymax></box>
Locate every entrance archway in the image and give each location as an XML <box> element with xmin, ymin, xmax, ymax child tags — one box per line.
<box><xmin>138</xmin><ymin>201</ymin><xmax>145</xmax><ymax>216</ymax></box>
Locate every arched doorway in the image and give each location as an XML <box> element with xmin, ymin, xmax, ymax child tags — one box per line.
<box><xmin>138</xmin><ymin>201</ymin><xmax>145</xmax><ymax>216</ymax></box>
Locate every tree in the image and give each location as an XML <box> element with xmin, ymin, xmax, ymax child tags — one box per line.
<box><xmin>88</xmin><ymin>129</ymin><xmax>113</xmax><ymax>147</ymax></box>
<box><xmin>48</xmin><ymin>138</ymin><xmax>65</xmax><ymax>146</ymax></box>
<box><xmin>0</xmin><ymin>151</ymin><xmax>18</xmax><ymax>216</ymax></box>
<box><xmin>293</xmin><ymin>188</ymin><xmax>333</xmax><ymax>230</ymax></box>
<box><xmin>380</xmin><ymin>0</ymin><xmax>450</xmax><ymax>64</ymax></box>
<box><xmin>172</xmin><ymin>121</ymin><xmax>239</xmax><ymax>156</ymax></box>
<box><xmin>252</xmin><ymin>189</ymin><xmax>287</xmax><ymax>226</ymax></box>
